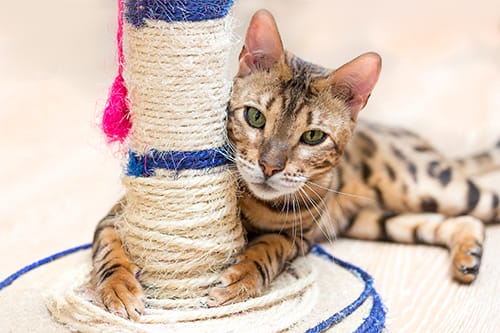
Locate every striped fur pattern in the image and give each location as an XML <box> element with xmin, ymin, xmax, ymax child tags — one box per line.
<box><xmin>91</xmin><ymin>198</ymin><xmax>144</xmax><ymax>320</ymax></box>
<box><xmin>91</xmin><ymin>9</ymin><xmax>500</xmax><ymax>318</ymax></box>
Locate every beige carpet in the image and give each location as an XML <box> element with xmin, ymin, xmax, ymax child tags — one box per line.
<box><xmin>1</xmin><ymin>0</ymin><xmax>499</xmax><ymax>332</ymax></box>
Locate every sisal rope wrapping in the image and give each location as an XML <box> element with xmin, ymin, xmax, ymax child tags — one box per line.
<box><xmin>122</xmin><ymin>169</ymin><xmax>244</xmax><ymax>299</ymax></box>
<box><xmin>125</xmin><ymin>18</ymin><xmax>233</xmax><ymax>152</ymax></box>
<box><xmin>45</xmin><ymin>257</ymin><xmax>318</xmax><ymax>333</ymax></box>
<box><xmin>119</xmin><ymin>15</ymin><xmax>245</xmax><ymax>300</ymax></box>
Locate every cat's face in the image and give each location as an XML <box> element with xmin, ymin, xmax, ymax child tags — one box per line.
<box><xmin>228</xmin><ymin>10</ymin><xmax>381</xmax><ymax>201</ymax></box>
<box><xmin>228</xmin><ymin>55</ymin><xmax>352</xmax><ymax>200</ymax></box>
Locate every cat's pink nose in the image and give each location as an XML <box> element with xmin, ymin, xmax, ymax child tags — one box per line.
<box><xmin>259</xmin><ymin>160</ymin><xmax>285</xmax><ymax>177</ymax></box>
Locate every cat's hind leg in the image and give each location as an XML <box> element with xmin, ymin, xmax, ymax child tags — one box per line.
<box><xmin>423</xmin><ymin>178</ymin><xmax>500</xmax><ymax>224</ymax></box>
<box><xmin>343</xmin><ymin>208</ymin><xmax>485</xmax><ymax>283</ymax></box>
<box><xmin>384</xmin><ymin>159</ymin><xmax>500</xmax><ymax>224</ymax></box>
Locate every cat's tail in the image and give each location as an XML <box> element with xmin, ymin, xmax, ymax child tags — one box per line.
<box><xmin>454</xmin><ymin>139</ymin><xmax>500</xmax><ymax>177</ymax></box>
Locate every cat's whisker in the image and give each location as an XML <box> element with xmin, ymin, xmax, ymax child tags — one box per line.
<box><xmin>296</xmin><ymin>192</ymin><xmax>306</xmax><ymax>256</ymax></box>
<box><xmin>300</xmin><ymin>185</ymin><xmax>338</xmax><ymax>244</ymax></box>
<box><xmin>221</xmin><ymin>130</ymin><xmax>237</xmax><ymax>149</ymax></box>
<box><xmin>280</xmin><ymin>193</ymin><xmax>289</xmax><ymax>213</ymax></box>
<box><xmin>280</xmin><ymin>193</ymin><xmax>290</xmax><ymax>235</ymax></box>
<box><xmin>302</xmin><ymin>183</ymin><xmax>327</xmax><ymax>209</ymax></box>
<box><xmin>236</xmin><ymin>156</ymin><xmax>256</xmax><ymax>171</ymax></box>
<box><xmin>330</xmin><ymin>193</ymin><xmax>350</xmax><ymax>237</ymax></box>
<box><xmin>297</xmin><ymin>188</ymin><xmax>336</xmax><ymax>247</ymax></box>
<box><xmin>291</xmin><ymin>193</ymin><xmax>299</xmax><ymax>250</ymax></box>
<box><xmin>305</xmin><ymin>181</ymin><xmax>376</xmax><ymax>202</ymax></box>
<box><xmin>274</xmin><ymin>193</ymin><xmax>289</xmax><ymax>235</ymax></box>
<box><xmin>216</xmin><ymin>147</ymin><xmax>236</xmax><ymax>163</ymax></box>
<box><xmin>295</xmin><ymin>192</ymin><xmax>305</xmax><ymax>257</ymax></box>
<box><xmin>294</xmin><ymin>192</ymin><xmax>303</xmax><ymax>254</ymax></box>
<box><xmin>226</xmin><ymin>144</ymin><xmax>238</xmax><ymax>158</ymax></box>
<box><xmin>306</xmin><ymin>179</ymin><xmax>347</xmax><ymax>237</ymax></box>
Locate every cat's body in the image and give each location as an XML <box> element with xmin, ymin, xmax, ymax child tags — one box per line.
<box><xmin>91</xmin><ymin>10</ymin><xmax>500</xmax><ymax>319</ymax></box>
<box><xmin>238</xmin><ymin>118</ymin><xmax>499</xmax><ymax>246</ymax></box>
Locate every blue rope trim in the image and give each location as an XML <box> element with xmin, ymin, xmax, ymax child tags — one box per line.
<box><xmin>125</xmin><ymin>0</ymin><xmax>235</xmax><ymax>27</ymax></box>
<box><xmin>308</xmin><ymin>245</ymin><xmax>386</xmax><ymax>333</ymax></box>
<box><xmin>127</xmin><ymin>145</ymin><xmax>233</xmax><ymax>177</ymax></box>
<box><xmin>0</xmin><ymin>243</ymin><xmax>385</xmax><ymax>332</ymax></box>
<box><xmin>0</xmin><ymin>243</ymin><xmax>92</xmax><ymax>291</ymax></box>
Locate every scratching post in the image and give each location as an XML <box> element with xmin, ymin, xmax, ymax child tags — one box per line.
<box><xmin>43</xmin><ymin>1</ymin><xmax>319</xmax><ymax>331</ymax></box>
<box><xmin>119</xmin><ymin>0</ymin><xmax>244</xmax><ymax>301</ymax></box>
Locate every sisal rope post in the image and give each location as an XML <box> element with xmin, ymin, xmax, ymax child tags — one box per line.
<box><xmin>44</xmin><ymin>1</ymin><xmax>321</xmax><ymax>331</ymax></box>
<box><xmin>118</xmin><ymin>0</ymin><xmax>245</xmax><ymax>301</ymax></box>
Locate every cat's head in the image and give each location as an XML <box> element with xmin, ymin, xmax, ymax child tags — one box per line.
<box><xmin>228</xmin><ymin>9</ymin><xmax>381</xmax><ymax>201</ymax></box>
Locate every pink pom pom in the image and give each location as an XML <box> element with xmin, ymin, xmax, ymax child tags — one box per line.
<box><xmin>102</xmin><ymin>74</ymin><xmax>131</xmax><ymax>143</ymax></box>
<box><xmin>102</xmin><ymin>0</ymin><xmax>130</xmax><ymax>143</ymax></box>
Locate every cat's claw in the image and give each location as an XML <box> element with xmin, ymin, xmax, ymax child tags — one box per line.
<box><xmin>97</xmin><ymin>266</ymin><xmax>145</xmax><ymax>321</ymax></box>
<box><xmin>207</xmin><ymin>259</ymin><xmax>263</xmax><ymax>307</ymax></box>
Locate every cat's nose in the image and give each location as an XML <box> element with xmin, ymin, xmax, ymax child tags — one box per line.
<box><xmin>259</xmin><ymin>159</ymin><xmax>285</xmax><ymax>178</ymax></box>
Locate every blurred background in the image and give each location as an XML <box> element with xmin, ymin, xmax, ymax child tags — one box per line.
<box><xmin>235</xmin><ymin>0</ymin><xmax>500</xmax><ymax>151</ymax></box>
<box><xmin>0</xmin><ymin>0</ymin><xmax>499</xmax><ymax>330</ymax></box>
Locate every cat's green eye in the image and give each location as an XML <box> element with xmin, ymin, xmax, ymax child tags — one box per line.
<box><xmin>301</xmin><ymin>130</ymin><xmax>326</xmax><ymax>145</ymax></box>
<box><xmin>244</xmin><ymin>107</ymin><xmax>266</xmax><ymax>129</ymax></box>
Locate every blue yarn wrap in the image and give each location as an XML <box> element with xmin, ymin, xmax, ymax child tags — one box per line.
<box><xmin>127</xmin><ymin>145</ymin><xmax>232</xmax><ymax>177</ymax></box>
<box><xmin>0</xmin><ymin>243</ymin><xmax>385</xmax><ymax>332</ymax></box>
<box><xmin>125</xmin><ymin>0</ymin><xmax>235</xmax><ymax>27</ymax></box>
<box><xmin>306</xmin><ymin>245</ymin><xmax>386</xmax><ymax>333</ymax></box>
<box><xmin>0</xmin><ymin>243</ymin><xmax>92</xmax><ymax>291</ymax></box>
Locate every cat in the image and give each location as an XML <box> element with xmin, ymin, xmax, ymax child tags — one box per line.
<box><xmin>91</xmin><ymin>9</ymin><xmax>500</xmax><ymax>320</ymax></box>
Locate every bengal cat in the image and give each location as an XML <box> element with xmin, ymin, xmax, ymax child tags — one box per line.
<box><xmin>91</xmin><ymin>9</ymin><xmax>500</xmax><ymax>319</ymax></box>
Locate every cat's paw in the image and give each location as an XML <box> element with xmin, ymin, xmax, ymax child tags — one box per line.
<box><xmin>96</xmin><ymin>265</ymin><xmax>145</xmax><ymax>321</ymax></box>
<box><xmin>207</xmin><ymin>258</ymin><xmax>263</xmax><ymax>307</ymax></box>
<box><xmin>451</xmin><ymin>238</ymin><xmax>482</xmax><ymax>283</ymax></box>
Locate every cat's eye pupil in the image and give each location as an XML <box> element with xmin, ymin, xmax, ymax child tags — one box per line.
<box><xmin>301</xmin><ymin>130</ymin><xmax>326</xmax><ymax>145</ymax></box>
<box><xmin>244</xmin><ymin>107</ymin><xmax>266</xmax><ymax>129</ymax></box>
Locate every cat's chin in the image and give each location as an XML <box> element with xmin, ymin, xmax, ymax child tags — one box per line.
<box><xmin>247</xmin><ymin>182</ymin><xmax>295</xmax><ymax>201</ymax></box>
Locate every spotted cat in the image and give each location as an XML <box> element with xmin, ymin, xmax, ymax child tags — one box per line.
<box><xmin>91</xmin><ymin>9</ymin><xmax>500</xmax><ymax>319</ymax></box>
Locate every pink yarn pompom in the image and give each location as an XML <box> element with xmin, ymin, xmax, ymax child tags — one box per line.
<box><xmin>102</xmin><ymin>74</ymin><xmax>131</xmax><ymax>143</ymax></box>
<box><xmin>102</xmin><ymin>0</ymin><xmax>130</xmax><ymax>143</ymax></box>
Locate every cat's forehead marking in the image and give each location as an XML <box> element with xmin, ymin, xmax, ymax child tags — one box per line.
<box><xmin>260</xmin><ymin>93</ymin><xmax>276</xmax><ymax>112</ymax></box>
<box><xmin>276</xmin><ymin>53</ymin><xmax>328</xmax><ymax>120</ymax></box>
<box><xmin>308</xmin><ymin>109</ymin><xmax>322</xmax><ymax>126</ymax></box>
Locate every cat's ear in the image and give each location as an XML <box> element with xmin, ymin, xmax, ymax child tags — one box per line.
<box><xmin>238</xmin><ymin>9</ymin><xmax>284</xmax><ymax>77</ymax></box>
<box><xmin>330</xmin><ymin>52</ymin><xmax>381</xmax><ymax>120</ymax></box>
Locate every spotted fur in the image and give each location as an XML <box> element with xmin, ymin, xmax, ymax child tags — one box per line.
<box><xmin>208</xmin><ymin>10</ymin><xmax>499</xmax><ymax>306</ymax></box>
<box><xmin>91</xmin><ymin>9</ymin><xmax>500</xmax><ymax>318</ymax></box>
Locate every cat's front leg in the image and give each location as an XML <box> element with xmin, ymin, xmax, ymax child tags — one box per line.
<box><xmin>92</xmin><ymin>199</ymin><xmax>145</xmax><ymax>320</ymax></box>
<box><xmin>207</xmin><ymin>232</ymin><xmax>309</xmax><ymax>307</ymax></box>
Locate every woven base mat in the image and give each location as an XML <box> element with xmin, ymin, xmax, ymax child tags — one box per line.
<box><xmin>0</xmin><ymin>246</ymin><xmax>382</xmax><ymax>332</ymax></box>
